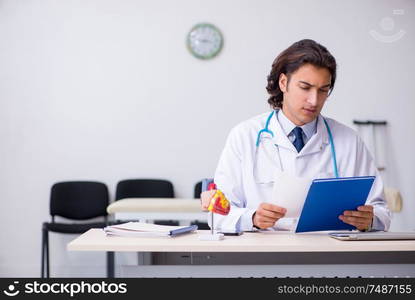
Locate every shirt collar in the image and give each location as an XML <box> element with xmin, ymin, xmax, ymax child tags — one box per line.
<box><xmin>277</xmin><ymin>109</ymin><xmax>317</xmax><ymax>140</ymax></box>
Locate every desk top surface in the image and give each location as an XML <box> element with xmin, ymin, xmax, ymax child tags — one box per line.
<box><xmin>68</xmin><ymin>229</ymin><xmax>415</xmax><ymax>253</ymax></box>
<box><xmin>107</xmin><ymin>198</ymin><xmax>201</xmax><ymax>214</ymax></box>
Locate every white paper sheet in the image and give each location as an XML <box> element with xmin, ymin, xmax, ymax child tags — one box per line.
<box><xmin>271</xmin><ymin>173</ymin><xmax>313</xmax><ymax>218</ymax></box>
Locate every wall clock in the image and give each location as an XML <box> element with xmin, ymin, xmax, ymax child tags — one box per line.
<box><xmin>187</xmin><ymin>23</ymin><xmax>223</xmax><ymax>60</ymax></box>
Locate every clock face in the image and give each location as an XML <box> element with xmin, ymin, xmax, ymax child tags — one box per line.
<box><xmin>187</xmin><ymin>23</ymin><xmax>223</xmax><ymax>60</ymax></box>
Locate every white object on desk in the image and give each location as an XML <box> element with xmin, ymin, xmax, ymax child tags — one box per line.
<box><xmin>329</xmin><ymin>231</ymin><xmax>415</xmax><ymax>241</ymax></box>
<box><xmin>104</xmin><ymin>222</ymin><xmax>197</xmax><ymax>237</ymax></box>
<box><xmin>198</xmin><ymin>233</ymin><xmax>224</xmax><ymax>241</ymax></box>
<box><xmin>107</xmin><ymin>198</ymin><xmax>207</xmax><ymax>221</ymax></box>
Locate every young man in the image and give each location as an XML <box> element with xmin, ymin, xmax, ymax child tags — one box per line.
<box><xmin>202</xmin><ymin>39</ymin><xmax>391</xmax><ymax>232</ymax></box>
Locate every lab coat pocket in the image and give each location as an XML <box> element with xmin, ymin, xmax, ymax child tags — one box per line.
<box><xmin>253</xmin><ymin>141</ymin><xmax>280</xmax><ymax>185</ymax></box>
<box><xmin>315</xmin><ymin>170</ymin><xmax>335</xmax><ymax>179</ymax></box>
<box><xmin>254</xmin><ymin>167</ymin><xmax>276</xmax><ymax>185</ymax></box>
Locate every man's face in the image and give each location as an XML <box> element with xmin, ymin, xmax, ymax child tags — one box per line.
<box><xmin>279</xmin><ymin>63</ymin><xmax>331</xmax><ymax>126</ymax></box>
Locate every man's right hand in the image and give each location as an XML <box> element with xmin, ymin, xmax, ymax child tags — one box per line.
<box><xmin>252</xmin><ymin>203</ymin><xmax>287</xmax><ymax>229</ymax></box>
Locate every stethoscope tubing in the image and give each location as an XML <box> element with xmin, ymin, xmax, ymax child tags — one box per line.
<box><xmin>256</xmin><ymin>110</ymin><xmax>339</xmax><ymax>178</ymax></box>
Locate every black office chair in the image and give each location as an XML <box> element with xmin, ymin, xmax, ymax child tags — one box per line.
<box><xmin>115</xmin><ymin>179</ymin><xmax>178</xmax><ymax>226</ymax></box>
<box><xmin>41</xmin><ymin>181</ymin><xmax>112</xmax><ymax>278</ymax></box>
<box><xmin>194</xmin><ymin>181</ymin><xmax>203</xmax><ymax>199</ymax></box>
<box><xmin>191</xmin><ymin>181</ymin><xmax>210</xmax><ymax>230</ymax></box>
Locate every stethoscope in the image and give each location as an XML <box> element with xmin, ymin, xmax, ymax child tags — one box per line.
<box><xmin>255</xmin><ymin>110</ymin><xmax>339</xmax><ymax>178</ymax></box>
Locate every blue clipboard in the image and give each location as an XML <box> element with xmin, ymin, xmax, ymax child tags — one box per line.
<box><xmin>295</xmin><ymin>176</ymin><xmax>375</xmax><ymax>233</ymax></box>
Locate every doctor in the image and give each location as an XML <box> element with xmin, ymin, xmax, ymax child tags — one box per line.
<box><xmin>202</xmin><ymin>39</ymin><xmax>391</xmax><ymax>232</ymax></box>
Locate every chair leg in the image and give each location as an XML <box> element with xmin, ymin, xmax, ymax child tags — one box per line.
<box><xmin>45</xmin><ymin>229</ymin><xmax>50</xmax><ymax>278</ymax></box>
<box><xmin>107</xmin><ymin>252</ymin><xmax>114</xmax><ymax>278</ymax></box>
<box><xmin>41</xmin><ymin>227</ymin><xmax>45</xmax><ymax>278</ymax></box>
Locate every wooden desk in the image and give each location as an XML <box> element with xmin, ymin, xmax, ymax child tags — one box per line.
<box><xmin>107</xmin><ymin>198</ymin><xmax>207</xmax><ymax>222</ymax></box>
<box><xmin>68</xmin><ymin>229</ymin><xmax>415</xmax><ymax>278</ymax></box>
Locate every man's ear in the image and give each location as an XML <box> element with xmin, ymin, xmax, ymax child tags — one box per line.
<box><xmin>279</xmin><ymin>73</ymin><xmax>288</xmax><ymax>93</ymax></box>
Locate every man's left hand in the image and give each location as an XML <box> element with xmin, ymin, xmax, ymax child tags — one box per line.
<box><xmin>339</xmin><ymin>205</ymin><xmax>374</xmax><ymax>231</ymax></box>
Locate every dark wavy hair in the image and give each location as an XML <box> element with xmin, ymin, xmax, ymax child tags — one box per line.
<box><xmin>266</xmin><ymin>39</ymin><xmax>337</xmax><ymax>109</ymax></box>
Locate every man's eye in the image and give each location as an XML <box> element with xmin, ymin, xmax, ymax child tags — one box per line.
<box><xmin>300</xmin><ymin>86</ymin><xmax>309</xmax><ymax>90</ymax></box>
<box><xmin>319</xmin><ymin>89</ymin><xmax>329</xmax><ymax>93</ymax></box>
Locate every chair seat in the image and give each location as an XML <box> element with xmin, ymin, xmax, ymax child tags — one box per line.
<box><xmin>43</xmin><ymin>222</ymin><xmax>107</xmax><ymax>234</ymax></box>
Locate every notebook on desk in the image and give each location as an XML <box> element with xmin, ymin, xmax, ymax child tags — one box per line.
<box><xmin>104</xmin><ymin>222</ymin><xmax>197</xmax><ymax>237</ymax></box>
<box><xmin>329</xmin><ymin>231</ymin><xmax>415</xmax><ymax>241</ymax></box>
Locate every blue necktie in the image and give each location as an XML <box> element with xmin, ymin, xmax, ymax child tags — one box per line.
<box><xmin>292</xmin><ymin>127</ymin><xmax>304</xmax><ymax>153</ymax></box>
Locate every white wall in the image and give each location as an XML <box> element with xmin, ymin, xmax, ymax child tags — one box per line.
<box><xmin>0</xmin><ymin>0</ymin><xmax>413</xmax><ymax>277</ymax></box>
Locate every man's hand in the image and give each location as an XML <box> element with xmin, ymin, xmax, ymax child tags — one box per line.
<box><xmin>200</xmin><ymin>190</ymin><xmax>216</xmax><ymax>211</ymax></box>
<box><xmin>339</xmin><ymin>205</ymin><xmax>374</xmax><ymax>231</ymax></box>
<box><xmin>252</xmin><ymin>203</ymin><xmax>287</xmax><ymax>229</ymax></box>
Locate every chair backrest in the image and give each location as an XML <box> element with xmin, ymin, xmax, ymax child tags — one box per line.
<box><xmin>194</xmin><ymin>181</ymin><xmax>202</xmax><ymax>198</ymax></box>
<box><xmin>50</xmin><ymin>181</ymin><xmax>109</xmax><ymax>220</ymax></box>
<box><xmin>115</xmin><ymin>179</ymin><xmax>174</xmax><ymax>200</ymax></box>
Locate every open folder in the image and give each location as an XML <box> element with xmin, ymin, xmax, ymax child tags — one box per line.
<box><xmin>295</xmin><ymin>176</ymin><xmax>375</xmax><ymax>233</ymax></box>
<box><xmin>104</xmin><ymin>222</ymin><xmax>198</xmax><ymax>237</ymax></box>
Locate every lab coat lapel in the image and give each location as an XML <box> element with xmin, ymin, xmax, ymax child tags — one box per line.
<box><xmin>300</xmin><ymin>115</ymin><xmax>330</xmax><ymax>156</ymax></box>
<box><xmin>268</xmin><ymin>111</ymin><xmax>297</xmax><ymax>152</ymax></box>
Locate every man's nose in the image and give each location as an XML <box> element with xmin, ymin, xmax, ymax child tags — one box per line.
<box><xmin>306</xmin><ymin>90</ymin><xmax>318</xmax><ymax>106</ymax></box>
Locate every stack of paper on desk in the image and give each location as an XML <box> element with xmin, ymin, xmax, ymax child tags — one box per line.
<box><xmin>104</xmin><ymin>222</ymin><xmax>197</xmax><ymax>237</ymax></box>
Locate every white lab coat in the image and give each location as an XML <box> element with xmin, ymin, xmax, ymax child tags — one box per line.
<box><xmin>210</xmin><ymin>111</ymin><xmax>391</xmax><ymax>232</ymax></box>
